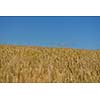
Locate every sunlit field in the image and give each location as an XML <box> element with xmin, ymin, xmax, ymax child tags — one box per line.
<box><xmin>0</xmin><ymin>45</ymin><xmax>100</xmax><ymax>83</ymax></box>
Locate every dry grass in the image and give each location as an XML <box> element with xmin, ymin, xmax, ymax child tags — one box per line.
<box><xmin>0</xmin><ymin>44</ymin><xmax>100</xmax><ymax>83</ymax></box>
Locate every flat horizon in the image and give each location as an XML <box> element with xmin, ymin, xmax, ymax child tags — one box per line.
<box><xmin>0</xmin><ymin>43</ymin><xmax>99</xmax><ymax>50</ymax></box>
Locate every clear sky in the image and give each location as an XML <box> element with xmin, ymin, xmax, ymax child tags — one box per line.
<box><xmin>0</xmin><ymin>16</ymin><xmax>100</xmax><ymax>50</ymax></box>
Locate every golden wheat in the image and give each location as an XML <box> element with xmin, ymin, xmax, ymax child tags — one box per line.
<box><xmin>0</xmin><ymin>45</ymin><xmax>100</xmax><ymax>83</ymax></box>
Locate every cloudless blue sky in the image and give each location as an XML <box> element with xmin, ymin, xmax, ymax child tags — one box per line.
<box><xmin>0</xmin><ymin>16</ymin><xmax>100</xmax><ymax>50</ymax></box>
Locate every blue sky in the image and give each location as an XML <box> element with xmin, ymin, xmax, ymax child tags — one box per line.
<box><xmin>0</xmin><ymin>16</ymin><xmax>100</xmax><ymax>50</ymax></box>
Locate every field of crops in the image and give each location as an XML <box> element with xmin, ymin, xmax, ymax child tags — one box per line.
<box><xmin>0</xmin><ymin>45</ymin><xmax>100</xmax><ymax>83</ymax></box>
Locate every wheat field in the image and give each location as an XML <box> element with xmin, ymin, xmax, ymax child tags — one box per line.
<box><xmin>0</xmin><ymin>44</ymin><xmax>100</xmax><ymax>83</ymax></box>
